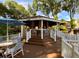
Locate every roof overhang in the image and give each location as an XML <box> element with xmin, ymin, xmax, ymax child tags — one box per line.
<box><xmin>0</xmin><ymin>18</ymin><xmax>25</xmax><ymax>25</ymax></box>
<box><xmin>19</xmin><ymin>16</ymin><xmax>60</xmax><ymax>23</ymax></box>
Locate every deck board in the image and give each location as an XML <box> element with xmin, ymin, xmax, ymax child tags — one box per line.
<box><xmin>15</xmin><ymin>37</ymin><xmax>63</xmax><ymax>58</ymax></box>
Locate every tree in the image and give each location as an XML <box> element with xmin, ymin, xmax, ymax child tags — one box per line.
<box><xmin>28</xmin><ymin>4</ymin><xmax>36</xmax><ymax>16</ymax></box>
<box><xmin>32</xmin><ymin>0</ymin><xmax>61</xmax><ymax>16</ymax></box>
<box><xmin>0</xmin><ymin>3</ymin><xmax>9</xmax><ymax>16</ymax></box>
<box><xmin>32</xmin><ymin>0</ymin><xmax>79</xmax><ymax>30</ymax></box>
<box><xmin>3</xmin><ymin>0</ymin><xmax>30</xmax><ymax>19</ymax></box>
<box><xmin>60</xmin><ymin>0</ymin><xmax>79</xmax><ymax>29</ymax></box>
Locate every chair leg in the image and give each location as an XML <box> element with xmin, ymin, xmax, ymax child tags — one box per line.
<box><xmin>2</xmin><ymin>53</ymin><xmax>4</xmax><ymax>58</ymax></box>
<box><xmin>21</xmin><ymin>48</ymin><xmax>24</xmax><ymax>55</ymax></box>
<box><xmin>11</xmin><ymin>52</ymin><xmax>14</xmax><ymax>58</ymax></box>
<box><xmin>5</xmin><ymin>54</ymin><xmax>7</xmax><ymax>58</ymax></box>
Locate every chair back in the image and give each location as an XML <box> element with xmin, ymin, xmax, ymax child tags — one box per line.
<box><xmin>13</xmin><ymin>33</ymin><xmax>23</xmax><ymax>52</ymax></box>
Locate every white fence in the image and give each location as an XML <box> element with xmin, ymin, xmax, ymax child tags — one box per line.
<box><xmin>62</xmin><ymin>39</ymin><xmax>79</xmax><ymax>58</ymax></box>
<box><xmin>56</xmin><ymin>30</ymin><xmax>79</xmax><ymax>41</ymax></box>
<box><xmin>62</xmin><ymin>39</ymin><xmax>73</xmax><ymax>58</ymax></box>
<box><xmin>26</xmin><ymin>30</ymin><xmax>31</xmax><ymax>42</ymax></box>
<box><xmin>50</xmin><ymin>30</ymin><xmax>79</xmax><ymax>58</ymax></box>
<box><xmin>56</xmin><ymin>30</ymin><xmax>79</xmax><ymax>58</ymax></box>
<box><xmin>0</xmin><ymin>34</ymin><xmax>19</xmax><ymax>42</ymax></box>
<box><xmin>50</xmin><ymin>30</ymin><xmax>56</xmax><ymax>41</ymax></box>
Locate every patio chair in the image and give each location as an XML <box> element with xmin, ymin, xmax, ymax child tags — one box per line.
<box><xmin>4</xmin><ymin>33</ymin><xmax>24</xmax><ymax>58</ymax></box>
<box><xmin>0</xmin><ymin>36</ymin><xmax>6</xmax><ymax>58</ymax></box>
<box><xmin>0</xmin><ymin>49</ymin><xmax>5</xmax><ymax>58</ymax></box>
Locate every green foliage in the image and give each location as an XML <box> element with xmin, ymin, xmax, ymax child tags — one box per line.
<box><xmin>0</xmin><ymin>24</ymin><xmax>6</xmax><ymax>35</ymax></box>
<box><xmin>0</xmin><ymin>3</ymin><xmax>9</xmax><ymax>16</ymax></box>
<box><xmin>28</xmin><ymin>4</ymin><xmax>36</xmax><ymax>16</ymax></box>
<box><xmin>51</xmin><ymin>26</ymin><xmax>58</xmax><ymax>30</ymax></box>
<box><xmin>32</xmin><ymin>0</ymin><xmax>79</xmax><ymax>20</ymax></box>
<box><xmin>33</xmin><ymin>0</ymin><xmax>38</xmax><ymax>11</ymax></box>
<box><xmin>59</xmin><ymin>25</ymin><xmax>67</xmax><ymax>33</ymax></box>
<box><xmin>32</xmin><ymin>0</ymin><xmax>61</xmax><ymax>16</ymax></box>
<box><xmin>59</xmin><ymin>19</ymin><xmax>67</xmax><ymax>32</ymax></box>
<box><xmin>51</xmin><ymin>25</ymin><xmax>60</xmax><ymax>30</ymax></box>
<box><xmin>61</xmin><ymin>19</ymin><xmax>66</xmax><ymax>23</ymax></box>
<box><xmin>54</xmin><ymin>15</ymin><xmax>58</xmax><ymax>20</ymax></box>
<box><xmin>2</xmin><ymin>0</ymin><xmax>30</xmax><ymax>19</ymax></box>
<box><xmin>0</xmin><ymin>24</ymin><xmax>20</xmax><ymax>36</ymax></box>
<box><xmin>70</xmin><ymin>19</ymin><xmax>76</xmax><ymax>29</ymax></box>
<box><xmin>61</xmin><ymin>19</ymin><xmax>65</xmax><ymax>22</ymax></box>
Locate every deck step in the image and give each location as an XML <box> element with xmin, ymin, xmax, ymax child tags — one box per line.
<box><xmin>26</xmin><ymin>42</ymin><xmax>44</xmax><ymax>46</ymax></box>
<box><xmin>26</xmin><ymin>37</ymin><xmax>55</xmax><ymax>47</ymax></box>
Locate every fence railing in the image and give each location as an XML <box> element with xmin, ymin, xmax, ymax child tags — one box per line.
<box><xmin>26</xmin><ymin>29</ymin><xmax>31</xmax><ymax>42</ymax></box>
<box><xmin>50</xmin><ymin>30</ymin><xmax>56</xmax><ymax>41</ymax></box>
<box><xmin>62</xmin><ymin>39</ymin><xmax>73</xmax><ymax>58</ymax></box>
<box><xmin>50</xmin><ymin>30</ymin><xmax>79</xmax><ymax>58</ymax></box>
<box><xmin>56</xmin><ymin>30</ymin><xmax>79</xmax><ymax>41</ymax></box>
<box><xmin>0</xmin><ymin>34</ymin><xmax>19</xmax><ymax>42</ymax></box>
<box><xmin>55</xmin><ymin>30</ymin><xmax>79</xmax><ymax>58</ymax></box>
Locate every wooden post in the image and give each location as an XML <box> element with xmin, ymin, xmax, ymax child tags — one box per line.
<box><xmin>41</xmin><ymin>20</ymin><xmax>43</xmax><ymax>39</ymax></box>
<box><xmin>47</xmin><ymin>21</ymin><xmax>49</xmax><ymax>28</ymax></box>
<box><xmin>32</xmin><ymin>21</ymin><xmax>34</xmax><ymax>29</ymax></box>
<box><xmin>71</xmin><ymin>44</ymin><xmax>74</xmax><ymax>58</ymax></box>
<box><xmin>39</xmin><ymin>21</ymin><xmax>41</xmax><ymax>29</ymax></box>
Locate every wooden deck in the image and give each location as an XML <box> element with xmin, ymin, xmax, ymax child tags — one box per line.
<box><xmin>15</xmin><ymin>37</ymin><xmax>63</xmax><ymax>58</ymax></box>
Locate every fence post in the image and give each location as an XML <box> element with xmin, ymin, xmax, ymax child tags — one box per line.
<box><xmin>50</xmin><ymin>30</ymin><xmax>52</xmax><ymax>38</ymax></box>
<box><xmin>76</xmin><ymin>34</ymin><xmax>78</xmax><ymax>40</ymax></box>
<box><xmin>71</xmin><ymin>44</ymin><xmax>74</xmax><ymax>58</ymax></box>
<box><xmin>54</xmin><ymin>30</ymin><xmax>56</xmax><ymax>42</ymax></box>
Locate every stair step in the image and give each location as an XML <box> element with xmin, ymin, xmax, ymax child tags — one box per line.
<box><xmin>26</xmin><ymin>42</ymin><xmax>44</xmax><ymax>46</ymax></box>
<box><xmin>29</xmin><ymin>40</ymin><xmax>43</xmax><ymax>42</ymax></box>
<box><xmin>28</xmin><ymin>39</ymin><xmax>43</xmax><ymax>42</ymax></box>
<box><xmin>27</xmin><ymin>37</ymin><xmax>56</xmax><ymax>47</ymax></box>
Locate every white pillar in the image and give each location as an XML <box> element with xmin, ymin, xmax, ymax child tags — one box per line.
<box><xmin>6</xmin><ymin>14</ymin><xmax>9</xmax><ymax>42</ymax></box>
<box><xmin>54</xmin><ymin>23</ymin><xmax>59</xmax><ymax>42</ymax></box>
<box><xmin>21</xmin><ymin>25</ymin><xmax>23</xmax><ymax>38</ymax></box>
<box><xmin>54</xmin><ymin>30</ymin><xmax>56</xmax><ymax>42</ymax></box>
<box><xmin>41</xmin><ymin>20</ymin><xmax>43</xmax><ymax>39</ymax></box>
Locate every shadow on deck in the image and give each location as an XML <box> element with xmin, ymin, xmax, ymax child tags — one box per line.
<box><xmin>15</xmin><ymin>37</ymin><xmax>63</xmax><ymax>58</ymax></box>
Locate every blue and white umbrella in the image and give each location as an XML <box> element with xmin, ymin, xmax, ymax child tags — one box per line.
<box><xmin>0</xmin><ymin>17</ymin><xmax>24</xmax><ymax>42</ymax></box>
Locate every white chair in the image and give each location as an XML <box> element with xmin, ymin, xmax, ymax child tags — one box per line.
<box><xmin>0</xmin><ymin>49</ymin><xmax>5</xmax><ymax>58</ymax></box>
<box><xmin>0</xmin><ymin>36</ymin><xmax>6</xmax><ymax>58</ymax></box>
<box><xmin>4</xmin><ymin>34</ymin><xmax>24</xmax><ymax>58</ymax></box>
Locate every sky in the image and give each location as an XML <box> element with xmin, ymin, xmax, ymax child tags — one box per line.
<box><xmin>0</xmin><ymin>0</ymin><xmax>79</xmax><ymax>21</ymax></box>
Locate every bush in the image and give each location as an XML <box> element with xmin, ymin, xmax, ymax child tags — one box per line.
<box><xmin>0</xmin><ymin>24</ymin><xmax>20</xmax><ymax>36</ymax></box>
<box><xmin>59</xmin><ymin>25</ymin><xmax>67</xmax><ymax>32</ymax></box>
